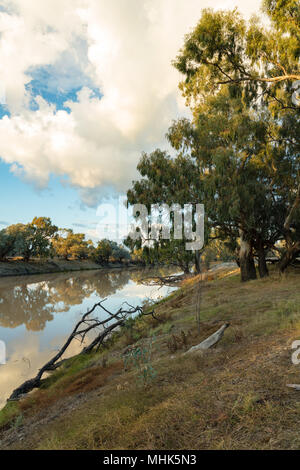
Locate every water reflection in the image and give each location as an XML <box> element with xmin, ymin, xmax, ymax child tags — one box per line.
<box><xmin>0</xmin><ymin>269</ymin><xmax>133</xmax><ymax>331</ymax></box>
<box><xmin>0</xmin><ymin>267</ymin><xmax>177</xmax><ymax>408</ymax></box>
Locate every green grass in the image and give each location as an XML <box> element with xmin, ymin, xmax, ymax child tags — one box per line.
<box><xmin>1</xmin><ymin>265</ymin><xmax>300</xmax><ymax>450</ymax></box>
<box><xmin>0</xmin><ymin>402</ymin><xmax>20</xmax><ymax>429</ymax></box>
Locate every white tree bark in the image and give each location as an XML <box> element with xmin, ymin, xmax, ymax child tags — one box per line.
<box><xmin>287</xmin><ymin>384</ymin><xmax>300</xmax><ymax>391</ymax></box>
<box><xmin>184</xmin><ymin>323</ymin><xmax>230</xmax><ymax>355</ymax></box>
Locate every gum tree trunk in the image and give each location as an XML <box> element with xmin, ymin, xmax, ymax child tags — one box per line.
<box><xmin>239</xmin><ymin>230</ymin><xmax>257</xmax><ymax>282</ymax></box>
<box><xmin>279</xmin><ymin>242</ymin><xmax>300</xmax><ymax>273</ymax></box>
<box><xmin>257</xmin><ymin>242</ymin><xmax>269</xmax><ymax>278</ymax></box>
<box><xmin>194</xmin><ymin>250</ymin><xmax>201</xmax><ymax>274</ymax></box>
<box><xmin>279</xmin><ymin>184</ymin><xmax>300</xmax><ymax>273</ymax></box>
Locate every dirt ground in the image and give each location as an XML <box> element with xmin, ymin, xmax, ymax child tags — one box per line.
<box><xmin>1</xmin><ymin>265</ymin><xmax>300</xmax><ymax>450</ymax></box>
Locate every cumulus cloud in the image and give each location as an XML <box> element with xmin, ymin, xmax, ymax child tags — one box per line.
<box><xmin>0</xmin><ymin>0</ymin><xmax>262</xmax><ymax>205</ymax></box>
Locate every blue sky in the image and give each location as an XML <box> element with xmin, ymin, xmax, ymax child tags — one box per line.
<box><xmin>0</xmin><ymin>160</ymin><xmax>100</xmax><ymax>233</ymax></box>
<box><xmin>0</xmin><ymin>60</ymin><xmax>103</xmax><ymax>236</ymax></box>
<box><xmin>0</xmin><ymin>0</ymin><xmax>262</xmax><ymax>241</ymax></box>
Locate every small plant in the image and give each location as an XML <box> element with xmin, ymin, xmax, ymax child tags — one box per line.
<box><xmin>123</xmin><ymin>335</ymin><xmax>157</xmax><ymax>386</ymax></box>
<box><xmin>13</xmin><ymin>413</ymin><xmax>24</xmax><ymax>429</ymax></box>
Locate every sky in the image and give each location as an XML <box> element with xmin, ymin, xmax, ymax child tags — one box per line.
<box><xmin>0</xmin><ymin>0</ymin><xmax>263</xmax><ymax>241</ymax></box>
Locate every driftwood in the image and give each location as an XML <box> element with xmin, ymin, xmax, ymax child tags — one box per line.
<box><xmin>8</xmin><ymin>300</ymin><xmax>155</xmax><ymax>401</ymax></box>
<box><xmin>287</xmin><ymin>384</ymin><xmax>300</xmax><ymax>391</ymax></box>
<box><xmin>139</xmin><ymin>274</ymin><xmax>186</xmax><ymax>287</ymax></box>
<box><xmin>184</xmin><ymin>323</ymin><xmax>230</xmax><ymax>355</ymax></box>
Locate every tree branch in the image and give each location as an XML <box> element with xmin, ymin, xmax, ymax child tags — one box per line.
<box><xmin>8</xmin><ymin>300</ymin><xmax>153</xmax><ymax>401</ymax></box>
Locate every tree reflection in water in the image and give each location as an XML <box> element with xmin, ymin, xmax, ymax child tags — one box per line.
<box><xmin>0</xmin><ymin>269</ymin><xmax>132</xmax><ymax>331</ymax></box>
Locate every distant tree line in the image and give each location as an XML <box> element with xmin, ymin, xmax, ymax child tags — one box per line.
<box><xmin>0</xmin><ymin>217</ymin><xmax>130</xmax><ymax>265</ymax></box>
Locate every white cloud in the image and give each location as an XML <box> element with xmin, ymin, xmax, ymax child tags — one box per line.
<box><xmin>0</xmin><ymin>0</ymin><xmax>262</xmax><ymax>205</ymax></box>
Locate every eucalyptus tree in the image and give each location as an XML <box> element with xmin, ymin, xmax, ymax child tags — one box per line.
<box><xmin>126</xmin><ymin>3</ymin><xmax>299</xmax><ymax>279</ymax></box>
<box><xmin>52</xmin><ymin>229</ymin><xmax>93</xmax><ymax>261</ymax></box>
<box><xmin>5</xmin><ymin>217</ymin><xmax>58</xmax><ymax>261</ymax></box>
<box><xmin>173</xmin><ymin>4</ymin><xmax>300</xmax><ymax>275</ymax></box>
<box><xmin>173</xmin><ymin>4</ymin><xmax>299</xmax><ymax>104</ymax></box>
<box><xmin>92</xmin><ymin>239</ymin><xmax>113</xmax><ymax>264</ymax></box>
<box><xmin>126</xmin><ymin>148</ymin><xmax>206</xmax><ymax>274</ymax></box>
<box><xmin>0</xmin><ymin>228</ymin><xmax>18</xmax><ymax>261</ymax></box>
<box><xmin>167</xmin><ymin>88</ymin><xmax>283</xmax><ymax>281</ymax></box>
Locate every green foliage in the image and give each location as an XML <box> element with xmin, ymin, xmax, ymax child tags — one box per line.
<box><xmin>13</xmin><ymin>413</ymin><xmax>24</xmax><ymax>429</ymax></box>
<box><xmin>123</xmin><ymin>336</ymin><xmax>158</xmax><ymax>386</ymax></box>
<box><xmin>0</xmin><ymin>229</ymin><xmax>18</xmax><ymax>261</ymax></box>
<box><xmin>92</xmin><ymin>239</ymin><xmax>112</xmax><ymax>264</ymax></box>
<box><xmin>52</xmin><ymin>229</ymin><xmax>93</xmax><ymax>260</ymax></box>
<box><xmin>0</xmin><ymin>217</ymin><xmax>131</xmax><ymax>265</ymax></box>
<box><xmin>173</xmin><ymin>6</ymin><xmax>300</xmax><ymax>109</ymax></box>
<box><xmin>0</xmin><ymin>401</ymin><xmax>20</xmax><ymax>429</ymax></box>
<box><xmin>126</xmin><ymin>4</ymin><xmax>300</xmax><ymax>280</ymax></box>
<box><xmin>172</xmin><ymin>5</ymin><xmax>300</xmax><ymax>276</ymax></box>
<box><xmin>202</xmin><ymin>239</ymin><xmax>236</xmax><ymax>269</ymax></box>
<box><xmin>262</xmin><ymin>0</ymin><xmax>300</xmax><ymax>35</ymax></box>
<box><xmin>1</xmin><ymin>217</ymin><xmax>58</xmax><ymax>261</ymax></box>
<box><xmin>91</xmin><ymin>239</ymin><xmax>130</xmax><ymax>264</ymax></box>
<box><xmin>126</xmin><ymin>148</ymin><xmax>206</xmax><ymax>273</ymax></box>
<box><xmin>110</xmin><ymin>241</ymin><xmax>130</xmax><ymax>262</ymax></box>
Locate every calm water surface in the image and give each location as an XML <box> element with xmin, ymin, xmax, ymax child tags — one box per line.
<box><xmin>0</xmin><ymin>267</ymin><xmax>177</xmax><ymax>408</ymax></box>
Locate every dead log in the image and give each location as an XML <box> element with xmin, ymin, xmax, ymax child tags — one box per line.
<box><xmin>8</xmin><ymin>300</ymin><xmax>155</xmax><ymax>401</ymax></box>
<box><xmin>287</xmin><ymin>384</ymin><xmax>300</xmax><ymax>391</ymax></box>
<box><xmin>184</xmin><ymin>323</ymin><xmax>230</xmax><ymax>355</ymax></box>
<box><xmin>139</xmin><ymin>274</ymin><xmax>186</xmax><ymax>287</ymax></box>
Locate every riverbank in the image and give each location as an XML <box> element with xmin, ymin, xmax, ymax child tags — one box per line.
<box><xmin>1</xmin><ymin>264</ymin><xmax>300</xmax><ymax>450</ymax></box>
<box><xmin>0</xmin><ymin>259</ymin><xmax>139</xmax><ymax>278</ymax></box>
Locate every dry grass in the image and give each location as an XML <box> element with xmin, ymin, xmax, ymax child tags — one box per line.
<box><xmin>19</xmin><ymin>362</ymin><xmax>123</xmax><ymax>414</ymax></box>
<box><xmin>1</xmin><ymin>265</ymin><xmax>300</xmax><ymax>450</ymax></box>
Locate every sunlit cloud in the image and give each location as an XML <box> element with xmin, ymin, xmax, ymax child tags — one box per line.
<box><xmin>0</xmin><ymin>0</ymin><xmax>262</xmax><ymax>206</ymax></box>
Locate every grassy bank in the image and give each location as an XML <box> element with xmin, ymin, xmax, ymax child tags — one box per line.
<box><xmin>0</xmin><ymin>259</ymin><xmax>137</xmax><ymax>278</ymax></box>
<box><xmin>1</xmin><ymin>265</ymin><xmax>300</xmax><ymax>450</ymax></box>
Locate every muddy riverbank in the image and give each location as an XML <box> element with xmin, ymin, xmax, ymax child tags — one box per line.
<box><xmin>0</xmin><ymin>259</ymin><xmax>139</xmax><ymax>278</ymax></box>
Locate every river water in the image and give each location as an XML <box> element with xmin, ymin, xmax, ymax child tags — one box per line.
<box><xmin>0</xmin><ymin>267</ymin><xmax>177</xmax><ymax>409</ymax></box>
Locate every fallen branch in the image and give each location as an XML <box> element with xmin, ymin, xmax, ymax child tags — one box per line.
<box><xmin>184</xmin><ymin>323</ymin><xmax>230</xmax><ymax>355</ymax></box>
<box><xmin>287</xmin><ymin>384</ymin><xmax>300</xmax><ymax>391</ymax></box>
<box><xmin>139</xmin><ymin>274</ymin><xmax>186</xmax><ymax>287</ymax></box>
<box><xmin>8</xmin><ymin>300</ymin><xmax>154</xmax><ymax>401</ymax></box>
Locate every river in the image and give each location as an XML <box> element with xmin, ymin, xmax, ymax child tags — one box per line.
<box><xmin>0</xmin><ymin>267</ymin><xmax>178</xmax><ymax>409</ymax></box>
